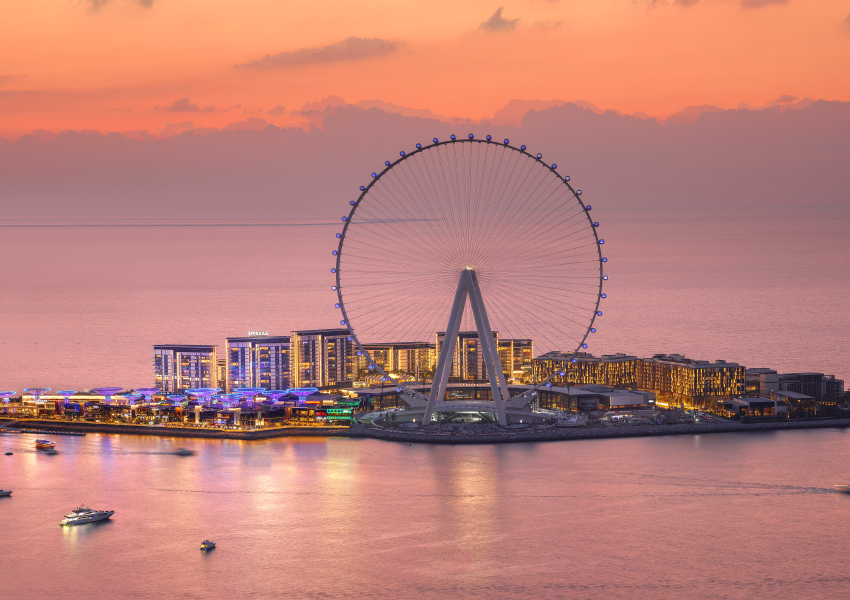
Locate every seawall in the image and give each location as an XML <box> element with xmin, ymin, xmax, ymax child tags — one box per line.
<box><xmin>3</xmin><ymin>417</ymin><xmax>850</xmax><ymax>444</ymax></box>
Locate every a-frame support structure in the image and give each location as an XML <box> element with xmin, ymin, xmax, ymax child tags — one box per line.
<box><xmin>422</xmin><ymin>268</ymin><xmax>510</xmax><ymax>427</ymax></box>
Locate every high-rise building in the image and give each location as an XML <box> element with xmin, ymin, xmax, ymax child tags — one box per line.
<box><xmin>153</xmin><ymin>345</ymin><xmax>217</xmax><ymax>393</ymax></box>
<box><xmin>291</xmin><ymin>329</ymin><xmax>357</xmax><ymax>388</ymax></box>
<box><xmin>498</xmin><ymin>339</ymin><xmax>534</xmax><ymax>381</ymax></box>
<box><xmin>226</xmin><ymin>334</ymin><xmax>292</xmax><ymax>392</ymax></box>
<box><xmin>359</xmin><ymin>342</ymin><xmax>436</xmax><ymax>380</ymax></box>
<box><xmin>216</xmin><ymin>358</ymin><xmax>227</xmax><ymax>392</ymax></box>
<box><xmin>532</xmin><ymin>352</ymin><xmax>640</xmax><ymax>388</ymax></box>
<box><xmin>436</xmin><ymin>331</ymin><xmax>501</xmax><ymax>381</ymax></box>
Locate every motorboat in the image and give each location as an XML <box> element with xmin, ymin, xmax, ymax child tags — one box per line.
<box><xmin>200</xmin><ymin>539</ymin><xmax>216</xmax><ymax>551</ymax></box>
<box><xmin>4</xmin><ymin>451</ymin><xmax>12</xmax><ymax>455</ymax></box>
<box><xmin>35</xmin><ymin>439</ymin><xmax>56</xmax><ymax>450</ymax></box>
<box><xmin>175</xmin><ymin>448</ymin><xmax>195</xmax><ymax>456</ymax></box>
<box><xmin>0</xmin><ymin>490</ymin><xmax>11</xmax><ymax>497</ymax></box>
<box><xmin>60</xmin><ymin>505</ymin><xmax>115</xmax><ymax>526</ymax></box>
<box><xmin>834</xmin><ymin>484</ymin><xmax>850</xmax><ymax>494</ymax></box>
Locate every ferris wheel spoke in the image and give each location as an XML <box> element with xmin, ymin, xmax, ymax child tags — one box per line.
<box><xmin>336</xmin><ymin>138</ymin><xmax>605</xmax><ymax>397</ymax></box>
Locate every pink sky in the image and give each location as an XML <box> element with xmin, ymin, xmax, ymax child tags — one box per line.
<box><xmin>1</xmin><ymin>0</ymin><xmax>849</xmax><ymax>138</ymax></box>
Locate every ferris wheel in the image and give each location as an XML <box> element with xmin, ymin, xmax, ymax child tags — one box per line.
<box><xmin>333</xmin><ymin>134</ymin><xmax>606</xmax><ymax>425</ymax></box>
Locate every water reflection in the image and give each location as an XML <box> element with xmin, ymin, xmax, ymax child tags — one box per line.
<box><xmin>2</xmin><ymin>431</ymin><xmax>850</xmax><ymax>599</ymax></box>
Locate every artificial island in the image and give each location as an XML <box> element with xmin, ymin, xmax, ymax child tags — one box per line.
<box><xmin>1</xmin><ymin>136</ymin><xmax>847</xmax><ymax>443</ymax></box>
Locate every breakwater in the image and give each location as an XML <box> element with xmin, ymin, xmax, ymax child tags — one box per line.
<box><xmin>3</xmin><ymin>417</ymin><xmax>850</xmax><ymax>444</ymax></box>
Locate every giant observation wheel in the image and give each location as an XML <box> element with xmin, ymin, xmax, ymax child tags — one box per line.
<box><xmin>333</xmin><ymin>134</ymin><xmax>607</xmax><ymax>425</ymax></box>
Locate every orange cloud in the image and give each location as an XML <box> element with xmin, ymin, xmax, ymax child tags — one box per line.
<box><xmin>741</xmin><ymin>0</ymin><xmax>788</xmax><ymax>8</ymax></box>
<box><xmin>156</xmin><ymin>97</ymin><xmax>215</xmax><ymax>113</ymax></box>
<box><xmin>0</xmin><ymin>0</ymin><xmax>848</xmax><ymax>138</ymax></box>
<box><xmin>479</xmin><ymin>8</ymin><xmax>520</xmax><ymax>32</ymax></box>
<box><xmin>236</xmin><ymin>37</ymin><xmax>403</xmax><ymax>69</ymax></box>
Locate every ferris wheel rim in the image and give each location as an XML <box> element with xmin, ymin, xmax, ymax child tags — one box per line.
<box><xmin>332</xmin><ymin>135</ymin><xmax>606</xmax><ymax>400</ymax></box>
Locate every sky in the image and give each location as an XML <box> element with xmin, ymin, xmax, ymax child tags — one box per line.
<box><xmin>1</xmin><ymin>0</ymin><xmax>850</xmax><ymax>138</ymax></box>
<box><xmin>1</xmin><ymin>0</ymin><xmax>849</xmax><ymax>387</ymax></box>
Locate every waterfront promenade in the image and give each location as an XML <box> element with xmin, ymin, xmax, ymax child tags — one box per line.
<box><xmin>4</xmin><ymin>416</ymin><xmax>850</xmax><ymax>444</ymax></box>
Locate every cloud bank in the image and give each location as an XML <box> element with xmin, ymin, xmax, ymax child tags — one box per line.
<box><xmin>236</xmin><ymin>37</ymin><xmax>402</xmax><ymax>69</ymax></box>
<box><xmin>480</xmin><ymin>8</ymin><xmax>520</xmax><ymax>32</ymax></box>
<box><xmin>741</xmin><ymin>0</ymin><xmax>788</xmax><ymax>8</ymax></box>
<box><xmin>155</xmin><ymin>97</ymin><xmax>215</xmax><ymax>113</ymax></box>
<box><xmin>87</xmin><ymin>0</ymin><xmax>153</xmax><ymax>9</ymax></box>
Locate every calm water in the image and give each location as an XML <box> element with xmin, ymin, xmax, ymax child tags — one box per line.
<box><xmin>1</xmin><ymin>208</ymin><xmax>848</xmax><ymax>392</ymax></box>
<box><xmin>2</xmin><ymin>429</ymin><xmax>850</xmax><ymax>598</ymax></box>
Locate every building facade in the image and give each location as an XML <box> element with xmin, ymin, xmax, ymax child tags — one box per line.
<box><xmin>745</xmin><ymin>369</ymin><xmax>844</xmax><ymax>400</ymax></box>
<box><xmin>436</xmin><ymin>331</ymin><xmax>502</xmax><ymax>381</ymax></box>
<box><xmin>153</xmin><ymin>345</ymin><xmax>217</xmax><ymax>393</ymax></box>
<box><xmin>291</xmin><ymin>329</ymin><xmax>357</xmax><ymax>388</ymax></box>
<box><xmin>532</xmin><ymin>352</ymin><xmax>640</xmax><ymax>388</ymax></box>
<box><xmin>532</xmin><ymin>352</ymin><xmax>744</xmax><ymax>408</ymax></box>
<box><xmin>638</xmin><ymin>354</ymin><xmax>746</xmax><ymax>407</ymax></box>
<box><xmin>498</xmin><ymin>338</ymin><xmax>534</xmax><ymax>382</ymax></box>
<box><xmin>226</xmin><ymin>335</ymin><xmax>292</xmax><ymax>392</ymax></box>
<box><xmin>359</xmin><ymin>342</ymin><xmax>436</xmax><ymax>380</ymax></box>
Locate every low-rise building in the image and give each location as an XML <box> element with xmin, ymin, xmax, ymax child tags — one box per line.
<box><xmin>746</xmin><ymin>369</ymin><xmax>844</xmax><ymax>401</ymax></box>
<box><xmin>532</xmin><ymin>352</ymin><xmax>640</xmax><ymax>388</ymax></box>
<box><xmin>638</xmin><ymin>354</ymin><xmax>745</xmax><ymax>408</ymax></box>
<box><xmin>770</xmin><ymin>390</ymin><xmax>818</xmax><ymax>417</ymax></box>
<box><xmin>718</xmin><ymin>397</ymin><xmax>788</xmax><ymax>419</ymax></box>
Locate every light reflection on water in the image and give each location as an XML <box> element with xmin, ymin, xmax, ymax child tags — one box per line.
<box><xmin>3</xmin><ymin>429</ymin><xmax>850</xmax><ymax>599</ymax></box>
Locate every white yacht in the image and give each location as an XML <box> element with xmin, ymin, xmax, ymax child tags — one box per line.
<box><xmin>60</xmin><ymin>505</ymin><xmax>115</xmax><ymax>526</ymax></box>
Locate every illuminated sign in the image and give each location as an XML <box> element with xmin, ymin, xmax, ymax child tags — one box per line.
<box><xmin>248</xmin><ymin>331</ymin><xmax>269</xmax><ymax>336</ymax></box>
<box><xmin>326</xmin><ymin>408</ymin><xmax>353</xmax><ymax>414</ymax></box>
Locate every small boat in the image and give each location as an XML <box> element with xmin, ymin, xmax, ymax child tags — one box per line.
<box><xmin>200</xmin><ymin>539</ymin><xmax>216</xmax><ymax>551</ymax></box>
<box><xmin>834</xmin><ymin>484</ymin><xmax>850</xmax><ymax>494</ymax></box>
<box><xmin>35</xmin><ymin>439</ymin><xmax>56</xmax><ymax>450</ymax></box>
<box><xmin>60</xmin><ymin>505</ymin><xmax>115</xmax><ymax>526</ymax></box>
<box><xmin>0</xmin><ymin>490</ymin><xmax>11</xmax><ymax>497</ymax></box>
<box><xmin>175</xmin><ymin>448</ymin><xmax>195</xmax><ymax>456</ymax></box>
<box><xmin>4</xmin><ymin>451</ymin><xmax>12</xmax><ymax>455</ymax></box>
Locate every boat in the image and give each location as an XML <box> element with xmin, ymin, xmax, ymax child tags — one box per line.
<box><xmin>834</xmin><ymin>484</ymin><xmax>850</xmax><ymax>494</ymax></box>
<box><xmin>175</xmin><ymin>448</ymin><xmax>195</xmax><ymax>456</ymax></box>
<box><xmin>200</xmin><ymin>539</ymin><xmax>216</xmax><ymax>551</ymax></box>
<box><xmin>35</xmin><ymin>439</ymin><xmax>56</xmax><ymax>450</ymax></box>
<box><xmin>4</xmin><ymin>451</ymin><xmax>12</xmax><ymax>455</ymax></box>
<box><xmin>0</xmin><ymin>490</ymin><xmax>11</xmax><ymax>497</ymax></box>
<box><xmin>60</xmin><ymin>505</ymin><xmax>115</xmax><ymax>526</ymax></box>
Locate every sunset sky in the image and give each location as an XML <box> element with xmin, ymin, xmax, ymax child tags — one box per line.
<box><xmin>1</xmin><ymin>0</ymin><xmax>849</xmax><ymax>138</ymax></box>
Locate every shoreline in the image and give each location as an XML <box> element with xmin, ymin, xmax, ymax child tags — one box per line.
<box><xmin>3</xmin><ymin>417</ymin><xmax>850</xmax><ymax>444</ymax></box>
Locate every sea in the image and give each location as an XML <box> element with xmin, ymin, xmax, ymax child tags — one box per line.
<box><xmin>0</xmin><ymin>207</ymin><xmax>847</xmax><ymax>392</ymax></box>
<box><xmin>1</xmin><ymin>208</ymin><xmax>849</xmax><ymax>598</ymax></box>
<box><xmin>2</xmin><ymin>429</ymin><xmax>850</xmax><ymax>598</ymax></box>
